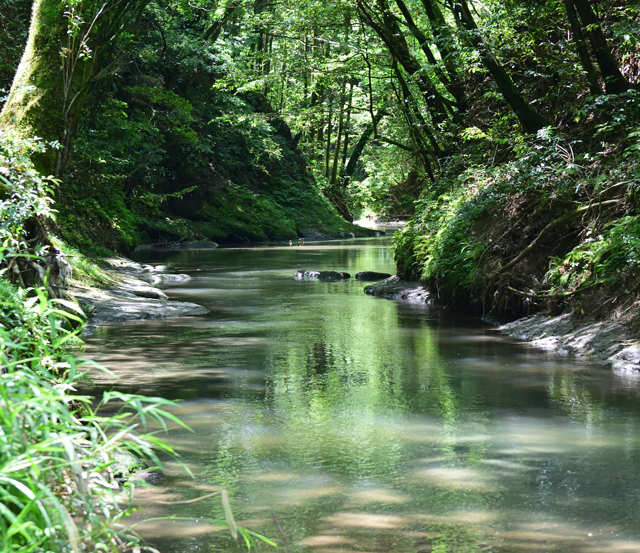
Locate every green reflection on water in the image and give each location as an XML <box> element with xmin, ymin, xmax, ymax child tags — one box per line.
<box><xmin>84</xmin><ymin>239</ymin><xmax>640</xmax><ymax>553</ymax></box>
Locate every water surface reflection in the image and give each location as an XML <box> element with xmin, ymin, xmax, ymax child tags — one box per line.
<box><xmin>84</xmin><ymin>238</ymin><xmax>640</xmax><ymax>552</ymax></box>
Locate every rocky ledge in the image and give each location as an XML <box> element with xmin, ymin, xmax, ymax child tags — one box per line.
<box><xmin>363</xmin><ymin>276</ymin><xmax>430</xmax><ymax>302</ymax></box>
<box><xmin>73</xmin><ymin>258</ymin><xmax>208</xmax><ymax>334</ymax></box>
<box><xmin>499</xmin><ymin>313</ymin><xmax>640</xmax><ymax>373</ymax></box>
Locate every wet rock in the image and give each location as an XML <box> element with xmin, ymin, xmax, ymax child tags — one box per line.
<box><xmin>364</xmin><ymin>276</ymin><xmax>430</xmax><ymax>302</ymax></box>
<box><xmin>499</xmin><ymin>313</ymin><xmax>640</xmax><ymax>372</ymax></box>
<box><xmin>127</xmin><ymin>286</ymin><xmax>168</xmax><ymax>300</ymax></box>
<box><xmin>356</xmin><ymin>271</ymin><xmax>393</xmax><ymax>281</ymax></box>
<box><xmin>319</xmin><ymin>271</ymin><xmax>350</xmax><ymax>280</ymax></box>
<box><xmin>295</xmin><ymin>270</ymin><xmax>350</xmax><ymax>280</ymax></box>
<box><xmin>129</xmin><ymin>469</ymin><xmax>166</xmax><ymax>485</ymax></box>
<box><xmin>295</xmin><ymin>270</ymin><xmax>320</xmax><ymax>279</ymax></box>
<box><xmin>72</xmin><ymin>256</ymin><xmax>208</xmax><ymax>335</ymax></box>
<box><xmin>141</xmin><ymin>273</ymin><xmax>192</xmax><ymax>285</ymax></box>
<box><xmin>112</xmin><ymin>448</ymin><xmax>165</xmax><ymax>485</ymax></box>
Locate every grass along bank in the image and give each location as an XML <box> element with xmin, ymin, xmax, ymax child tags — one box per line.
<box><xmin>0</xmin><ymin>132</ymin><xmax>275</xmax><ymax>552</ymax></box>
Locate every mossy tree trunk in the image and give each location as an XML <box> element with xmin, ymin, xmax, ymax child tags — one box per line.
<box><xmin>0</xmin><ymin>0</ymin><xmax>149</xmax><ymax>177</ymax></box>
<box><xmin>0</xmin><ymin>0</ymin><xmax>147</xmax><ymax>296</ymax></box>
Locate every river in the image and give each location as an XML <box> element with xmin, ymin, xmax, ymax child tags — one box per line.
<box><xmin>84</xmin><ymin>235</ymin><xmax>640</xmax><ymax>553</ymax></box>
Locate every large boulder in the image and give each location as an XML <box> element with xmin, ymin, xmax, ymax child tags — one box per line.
<box><xmin>364</xmin><ymin>276</ymin><xmax>430</xmax><ymax>302</ymax></box>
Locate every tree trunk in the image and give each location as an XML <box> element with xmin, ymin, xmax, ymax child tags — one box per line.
<box><xmin>394</xmin><ymin>0</ymin><xmax>467</xmax><ymax>113</ymax></box>
<box><xmin>449</xmin><ymin>0</ymin><xmax>547</xmax><ymax>134</ymax></box>
<box><xmin>330</xmin><ymin>80</ymin><xmax>347</xmax><ymax>185</ymax></box>
<box><xmin>419</xmin><ymin>0</ymin><xmax>463</xmax><ymax>89</ymax></box>
<box><xmin>344</xmin><ymin>110</ymin><xmax>386</xmax><ymax>181</ymax></box>
<box><xmin>341</xmin><ymin>79</ymin><xmax>355</xmax><ymax>167</ymax></box>
<box><xmin>357</xmin><ymin>0</ymin><xmax>453</xmax><ymax>123</ymax></box>
<box><xmin>324</xmin><ymin>92</ymin><xmax>333</xmax><ymax>178</ymax></box>
<box><xmin>0</xmin><ymin>0</ymin><xmax>149</xmax><ymax>176</ymax></box>
<box><xmin>570</xmin><ymin>0</ymin><xmax>627</xmax><ymax>94</ymax></box>
<box><xmin>562</xmin><ymin>0</ymin><xmax>602</xmax><ymax>95</ymax></box>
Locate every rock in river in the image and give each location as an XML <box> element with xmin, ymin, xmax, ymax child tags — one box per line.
<box><xmin>295</xmin><ymin>270</ymin><xmax>351</xmax><ymax>280</ymax></box>
<box><xmin>364</xmin><ymin>276</ymin><xmax>430</xmax><ymax>302</ymax></box>
<box><xmin>355</xmin><ymin>271</ymin><xmax>393</xmax><ymax>281</ymax></box>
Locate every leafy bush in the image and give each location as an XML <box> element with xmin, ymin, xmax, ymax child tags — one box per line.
<box><xmin>0</xmin><ymin>270</ymin><xmax>186</xmax><ymax>552</ymax></box>
<box><xmin>0</xmin><ymin>130</ymin><xmax>56</xmax><ymax>252</ymax></box>
<box><xmin>547</xmin><ymin>215</ymin><xmax>640</xmax><ymax>292</ymax></box>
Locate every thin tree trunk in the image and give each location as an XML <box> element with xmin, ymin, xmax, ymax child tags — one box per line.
<box><xmin>449</xmin><ymin>0</ymin><xmax>547</xmax><ymax>133</ymax></box>
<box><xmin>393</xmin><ymin>60</ymin><xmax>442</xmax><ymax>158</ymax></box>
<box><xmin>570</xmin><ymin>0</ymin><xmax>627</xmax><ymax>94</ymax></box>
<box><xmin>331</xmin><ymin>80</ymin><xmax>346</xmax><ymax>184</ymax></box>
<box><xmin>325</xmin><ymin>93</ymin><xmax>333</xmax><ymax>178</ymax></box>
<box><xmin>419</xmin><ymin>0</ymin><xmax>466</xmax><ymax>109</ymax></box>
<box><xmin>394</xmin><ymin>0</ymin><xmax>466</xmax><ymax>113</ymax></box>
<box><xmin>391</xmin><ymin>61</ymin><xmax>436</xmax><ymax>180</ymax></box>
<box><xmin>341</xmin><ymin>79</ymin><xmax>355</xmax><ymax>168</ymax></box>
<box><xmin>202</xmin><ymin>0</ymin><xmax>240</xmax><ymax>42</ymax></box>
<box><xmin>357</xmin><ymin>0</ymin><xmax>453</xmax><ymax>123</ymax></box>
<box><xmin>344</xmin><ymin>110</ymin><xmax>386</xmax><ymax>181</ymax></box>
<box><xmin>562</xmin><ymin>0</ymin><xmax>601</xmax><ymax>95</ymax></box>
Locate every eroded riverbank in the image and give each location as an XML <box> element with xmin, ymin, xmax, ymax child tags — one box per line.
<box><xmin>73</xmin><ymin>257</ymin><xmax>208</xmax><ymax>334</ymax></box>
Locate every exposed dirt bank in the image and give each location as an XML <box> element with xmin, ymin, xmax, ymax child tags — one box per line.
<box><xmin>365</xmin><ymin>277</ymin><xmax>640</xmax><ymax>373</ymax></box>
<box><xmin>72</xmin><ymin>257</ymin><xmax>208</xmax><ymax>335</ymax></box>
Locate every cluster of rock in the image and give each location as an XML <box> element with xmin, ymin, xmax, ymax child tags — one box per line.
<box><xmin>74</xmin><ymin>258</ymin><xmax>207</xmax><ymax>334</ymax></box>
<box><xmin>295</xmin><ymin>270</ymin><xmax>393</xmax><ymax>282</ymax></box>
<box><xmin>295</xmin><ymin>270</ymin><xmax>351</xmax><ymax>280</ymax></box>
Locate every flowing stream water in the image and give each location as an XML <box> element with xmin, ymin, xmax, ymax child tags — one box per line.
<box><xmin>84</xmin><ymin>235</ymin><xmax>640</xmax><ymax>553</ymax></box>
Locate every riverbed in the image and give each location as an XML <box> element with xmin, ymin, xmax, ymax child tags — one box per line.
<box><xmin>84</xmin><ymin>236</ymin><xmax>640</xmax><ymax>553</ymax></box>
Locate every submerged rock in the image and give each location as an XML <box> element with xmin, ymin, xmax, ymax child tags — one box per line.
<box><xmin>364</xmin><ymin>276</ymin><xmax>430</xmax><ymax>302</ymax></box>
<box><xmin>141</xmin><ymin>273</ymin><xmax>192</xmax><ymax>285</ymax></box>
<box><xmin>356</xmin><ymin>271</ymin><xmax>393</xmax><ymax>281</ymax></box>
<box><xmin>112</xmin><ymin>448</ymin><xmax>165</xmax><ymax>485</ymax></box>
<box><xmin>295</xmin><ymin>270</ymin><xmax>351</xmax><ymax>280</ymax></box>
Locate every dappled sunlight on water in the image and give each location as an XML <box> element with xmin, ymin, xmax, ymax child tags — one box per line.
<box><xmin>84</xmin><ymin>237</ymin><xmax>640</xmax><ymax>552</ymax></box>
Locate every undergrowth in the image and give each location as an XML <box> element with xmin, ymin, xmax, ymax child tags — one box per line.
<box><xmin>395</xmin><ymin>124</ymin><xmax>640</xmax><ymax>318</ymax></box>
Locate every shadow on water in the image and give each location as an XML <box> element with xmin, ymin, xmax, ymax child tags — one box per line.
<box><xmin>83</xmin><ymin>237</ymin><xmax>640</xmax><ymax>552</ymax></box>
